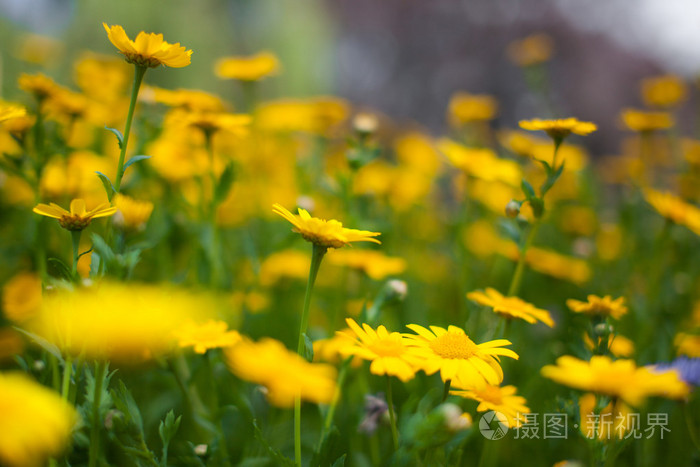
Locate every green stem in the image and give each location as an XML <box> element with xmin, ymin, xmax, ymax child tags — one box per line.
<box><xmin>204</xmin><ymin>132</ymin><xmax>224</xmax><ymax>288</ymax></box>
<box><xmin>442</xmin><ymin>379</ymin><xmax>451</xmax><ymax>403</ymax></box>
<box><xmin>684</xmin><ymin>401</ymin><xmax>700</xmax><ymax>453</ymax></box>
<box><xmin>507</xmin><ymin>221</ymin><xmax>539</xmax><ymax>297</ymax></box>
<box><xmin>70</xmin><ymin>230</ymin><xmax>82</xmax><ymax>278</ymax></box>
<box><xmin>114</xmin><ymin>65</ymin><xmax>147</xmax><ymax>193</ymax></box>
<box><xmin>318</xmin><ymin>357</ymin><xmax>351</xmax><ymax>450</ymax></box>
<box><xmin>61</xmin><ymin>355</ymin><xmax>73</xmax><ymax>401</ymax></box>
<box><xmin>89</xmin><ymin>361</ymin><xmax>107</xmax><ymax>467</ymax></box>
<box><xmin>386</xmin><ymin>376</ymin><xmax>399</xmax><ymax>451</ymax></box>
<box><xmin>295</xmin><ymin>244</ymin><xmax>327</xmax><ymax>467</ymax></box>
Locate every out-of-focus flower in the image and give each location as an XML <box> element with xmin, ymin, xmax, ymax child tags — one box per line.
<box><xmin>170</xmin><ymin>109</ymin><xmax>251</xmax><ymax>137</ymax></box>
<box><xmin>338</xmin><ymin>318</ymin><xmax>420</xmax><ymax>382</ymax></box>
<box><xmin>520</xmin><ymin>247</ymin><xmax>591</xmax><ymax>285</ymax></box>
<box><xmin>143</xmin><ymin>86</ymin><xmax>224</xmax><ymax>112</ymax></box>
<box><xmin>2</xmin><ymin>272</ymin><xmax>42</xmax><ymax>323</ymax></box>
<box><xmin>403</xmin><ymin>324</ymin><xmax>518</xmax><ymax>387</ymax></box>
<box><xmin>15</xmin><ymin>33</ymin><xmax>64</xmax><ymax>66</ymax></box>
<box><xmin>447</xmin><ymin>92</ymin><xmax>498</xmax><ymax>126</ymax></box>
<box><xmin>450</xmin><ymin>384</ymin><xmax>530</xmax><ymax>428</ymax></box>
<box><xmin>313</xmin><ymin>330</ymin><xmax>362</xmax><ymax>367</ymax></box>
<box><xmin>557</xmin><ymin>205</ymin><xmax>597</xmax><ymax>237</ymax></box>
<box><xmin>0</xmin><ymin>103</ymin><xmax>27</xmax><ymax>124</ymax></box>
<box><xmin>652</xmin><ymin>357</ymin><xmax>700</xmax><ymax>387</ymax></box>
<box><xmin>467</xmin><ymin>288</ymin><xmax>554</xmax><ymax>327</ymax></box>
<box><xmin>438</xmin><ymin>403</ymin><xmax>472</xmax><ymax>432</ymax></box>
<box><xmin>74</xmin><ymin>53</ymin><xmax>131</xmax><ymax>104</ymax></box>
<box><xmin>644</xmin><ymin>188</ymin><xmax>700</xmax><ymax>236</ymax></box>
<box><xmin>439</xmin><ymin>139</ymin><xmax>521</xmax><ymax>186</ymax></box>
<box><xmin>0</xmin><ymin>373</ymin><xmax>78</xmax><ymax>467</ymax></box>
<box><xmin>507</xmin><ymin>33</ymin><xmax>554</xmax><ymax>67</ymax></box>
<box><xmin>541</xmin><ymin>355</ymin><xmax>689</xmax><ymax>406</ymax></box>
<box><xmin>113</xmin><ymin>194</ymin><xmax>154</xmax><ymax>231</ymax></box>
<box><xmin>230</xmin><ymin>290</ymin><xmax>269</xmax><ymax>314</ymax></box>
<box><xmin>33</xmin><ymin>199</ymin><xmax>117</xmax><ymax>231</ymax></box>
<box><xmin>225</xmin><ymin>337</ymin><xmax>337</xmax><ymax>407</ymax></box>
<box><xmin>621</xmin><ymin>109</ymin><xmax>673</xmax><ymax>132</ymax></box>
<box><xmin>578</xmin><ymin>393</ymin><xmax>632</xmax><ymax>440</ymax></box>
<box><xmin>103</xmin><ymin>23</ymin><xmax>192</xmax><ymax>68</ymax></box>
<box><xmin>18</xmin><ymin>73</ymin><xmax>59</xmax><ymax>101</ymax></box>
<box><xmin>273</xmin><ymin>203</ymin><xmax>380</xmax><ymax>249</ymax></box>
<box><xmin>0</xmin><ymin>329</ymin><xmax>23</xmax><ymax>361</ymax></box>
<box><xmin>215</xmin><ymin>52</ymin><xmax>280</xmax><ymax>81</ymax></box>
<box><xmin>358</xmin><ymin>393</ymin><xmax>389</xmax><ymax>434</ymax></box>
<box><xmin>583</xmin><ymin>333</ymin><xmax>634</xmax><ymax>357</ymax></box>
<box><xmin>596</xmin><ymin>223</ymin><xmax>623</xmax><ymax>261</ymax></box>
<box><xmin>256</xmin><ymin>97</ymin><xmax>348</xmax><ymax>134</ymax></box>
<box><xmin>519</xmin><ymin>118</ymin><xmax>597</xmax><ymax>141</ymax></box>
<box><xmin>29</xmin><ymin>282</ymin><xmax>221</xmax><ymax>361</ymax></box>
<box><xmin>675</xmin><ymin>333</ymin><xmax>700</xmax><ymax>358</ymax></box>
<box><xmin>174</xmin><ymin>320</ymin><xmax>242</xmax><ymax>354</ymax></box>
<box><xmin>259</xmin><ymin>250</ymin><xmax>310</xmax><ymax>286</ymax></box>
<box><xmin>566</xmin><ymin>295</ymin><xmax>628</xmax><ymax>320</ymax></box>
<box><xmin>641</xmin><ymin>75</ymin><xmax>687</xmax><ymax>108</ymax></box>
<box><xmin>352</xmin><ymin>112</ymin><xmax>380</xmax><ymax>135</ymax></box>
<box><xmin>327</xmin><ymin>250</ymin><xmax>406</xmax><ymax>280</ymax></box>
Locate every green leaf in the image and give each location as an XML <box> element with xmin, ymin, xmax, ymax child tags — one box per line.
<box><xmin>47</xmin><ymin>257</ymin><xmax>73</xmax><ymax>281</ymax></box>
<box><xmin>90</xmin><ymin>233</ymin><xmax>116</xmax><ymax>265</ymax></box>
<box><xmin>159</xmin><ymin>410</ymin><xmax>181</xmax><ymax>467</ymax></box>
<box><xmin>105</xmin><ymin>126</ymin><xmax>124</xmax><ymax>149</ymax></box>
<box><xmin>331</xmin><ymin>455</ymin><xmax>347</xmax><ymax>467</ymax></box>
<box><xmin>95</xmin><ymin>171</ymin><xmax>116</xmax><ymax>202</ymax></box>
<box><xmin>521</xmin><ymin>179</ymin><xmax>536</xmax><ymax>200</ymax></box>
<box><xmin>122</xmin><ymin>155</ymin><xmax>151</xmax><ymax>175</ymax></box>
<box><xmin>13</xmin><ymin>326</ymin><xmax>63</xmax><ymax>362</ymax></box>
<box><xmin>252</xmin><ymin>420</ymin><xmax>295</xmax><ymax>466</ymax></box>
<box><xmin>540</xmin><ymin>161</ymin><xmax>566</xmax><ymax>196</ymax></box>
<box><xmin>529</xmin><ymin>197</ymin><xmax>545</xmax><ymax>219</ymax></box>
<box><xmin>214</xmin><ymin>162</ymin><xmax>235</xmax><ymax>204</ymax></box>
<box><xmin>303</xmin><ymin>333</ymin><xmax>314</xmax><ymax>362</ymax></box>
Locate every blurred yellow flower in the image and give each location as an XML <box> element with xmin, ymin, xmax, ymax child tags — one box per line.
<box><xmin>177</xmin><ymin>109</ymin><xmax>251</xmax><ymax>136</ymax></box>
<box><xmin>259</xmin><ymin>250</ymin><xmax>311</xmax><ymax>286</ymax></box>
<box><xmin>33</xmin><ymin>199</ymin><xmax>117</xmax><ymax>231</ymax></box>
<box><xmin>519</xmin><ymin>118</ymin><xmax>597</xmax><ymax>140</ymax></box>
<box><xmin>175</xmin><ymin>320</ymin><xmax>242</xmax><ymax>354</ymax></box>
<box><xmin>327</xmin><ymin>250</ymin><xmax>406</xmax><ymax>280</ymax></box>
<box><xmin>641</xmin><ymin>75</ymin><xmax>687</xmax><ymax>108</ymax></box>
<box><xmin>225</xmin><ymin>337</ymin><xmax>337</xmax><ymax>407</ymax></box>
<box><xmin>583</xmin><ymin>333</ymin><xmax>634</xmax><ymax>357</ymax></box>
<box><xmin>0</xmin><ymin>373</ymin><xmax>78</xmax><ymax>467</ymax></box>
<box><xmin>447</xmin><ymin>92</ymin><xmax>498</xmax><ymax>126</ymax></box>
<box><xmin>450</xmin><ymin>384</ymin><xmax>530</xmax><ymax>428</ymax></box>
<box><xmin>541</xmin><ymin>355</ymin><xmax>689</xmax><ymax>406</ymax></box>
<box><xmin>596</xmin><ymin>223</ymin><xmax>623</xmax><ymax>261</ymax></box>
<box><xmin>256</xmin><ymin>97</ymin><xmax>348</xmax><ymax>134</ymax></box>
<box><xmin>313</xmin><ymin>330</ymin><xmax>362</xmax><ymax>367</ymax></box>
<box><xmin>338</xmin><ymin>318</ymin><xmax>420</xmax><ymax>382</ymax></box>
<box><xmin>439</xmin><ymin>139</ymin><xmax>521</xmax><ymax>186</ymax></box>
<box><xmin>113</xmin><ymin>194</ymin><xmax>154</xmax><ymax>231</ymax></box>
<box><xmin>230</xmin><ymin>290</ymin><xmax>270</xmax><ymax>314</ymax></box>
<box><xmin>644</xmin><ymin>188</ymin><xmax>700</xmax><ymax>235</ymax></box>
<box><xmin>621</xmin><ymin>109</ymin><xmax>673</xmax><ymax>132</ymax></box>
<box><xmin>2</xmin><ymin>272</ymin><xmax>42</xmax><ymax>323</ymax></box>
<box><xmin>675</xmin><ymin>333</ymin><xmax>700</xmax><ymax>357</ymax></box>
<box><xmin>521</xmin><ymin>247</ymin><xmax>592</xmax><ymax>285</ymax></box>
<box><xmin>578</xmin><ymin>393</ymin><xmax>633</xmax><ymax>441</ymax></box>
<box><xmin>272</xmin><ymin>203</ymin><xmax>380</xmax><ymax>249</ymax></box>
<box><xmin>0</xmin><ymin>103</ymin><xmax>27</xmax><ymax>124</ymax></box>
<box><xmin>103</xmin><ymin>23</ymin><xmax>192</xmax><ymax>68</ymax></box>
<box><xmin>215</xmin><ymin>51</ymin><xmax>280</xmax><ymax>81</ymax></box>
<box><xmin>15</xmin><ymin>33</ymin><xmax>64</xmax><ymax>66</ymax></box>
<box><xmin>507</xmin><ymin>33</ymin><xmax>554</xmax><ymax>67</ymax></box>
<box><xmin>566</xmin><ymin>295</ymin><xmax>628</xmax><ymax>320</ymax></box>
<box><xmin>467</xmin><ymin>288</ymin><xmax>554</xmax><ymax>327</ymax></box>
<box><xmin>18</xmin><ymin>73</ymin><xmax>59</xmax><ymax>101</ymax></box>
<box><xmin>29</xmin><ymin>282</ymin><xmax>220</xmax><ymax>361</ymax></box>
<box><xmin>74</xmin><ymin>52</ymin><xmax>131</xmax><ymax>104</ymax></box>
<box><xmin>144</xmin><ymin>86</ymin><xmax>224</xmax><ymax>112</ymax></box>
<box><xmin>404</xmin><ymin>324</ymin><xmax>518</xmax><ymax>388</ymax></box>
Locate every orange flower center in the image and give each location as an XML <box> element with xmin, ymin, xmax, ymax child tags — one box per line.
<box><xmin>429</xmin><ymin>332</ymin><xmax>479</xmax><ymax>359</ymax></box>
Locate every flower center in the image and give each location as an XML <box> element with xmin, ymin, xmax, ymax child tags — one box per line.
<box><xmin>429</xmin><ymin>332</ymin><xmax>479</xmax><ymax>359</ymax></box>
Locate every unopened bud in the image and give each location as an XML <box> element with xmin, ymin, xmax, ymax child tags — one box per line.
<box><xmin>439</xmin><ymin>403</ymin><xmax>472</xmax><ymax>432</ymax></box>
<box><xmin>296</xmin><ymin>195</ymin><xmax>315</xmax><ymax>212</ymax></box>
<box><xmin>353</xmin><ymin>112</ymin><xmax>379</xmax><ymax>135</ymax></box>
<box><xmin>194</xmin><ymin>444</ymin><xmax>208</xmax><ymax>456</ymax></box>
<box><xmin>505</xmin><ymin>200</ymin><xmax>521</xmax><ymax>218</ymax></box>
<box><xmin>386</xmin><ymin>279</ymin><xmax>408</xmax><ymax>302</ymax></box>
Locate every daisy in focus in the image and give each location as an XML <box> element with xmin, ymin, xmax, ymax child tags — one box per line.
<box><xmin>33</xmin><ymin>199</ymin><xmax>117</xmax><ymax>231</ymax></box>
<box><xmin>272</xmin><ymin>203</ymin><xmax>381</xmax><ymax>249</ymax></box>
<box><xmin>467</xmin><ymin>288</ymin><xmax>554</xmax><ymax>327</ymax></box>
<box><xmin>103</xmin><ymin>23</ymin><xmax>192</xmax><ymax>68</ymax></box>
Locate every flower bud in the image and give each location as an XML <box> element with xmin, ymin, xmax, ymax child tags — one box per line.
<box><xmin>505</xmin><ymin>200</ymin><xmax>521</xmax><ymax>218</ymax></box>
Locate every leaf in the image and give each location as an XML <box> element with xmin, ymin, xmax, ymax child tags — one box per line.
<box><xmin>122</xmin><ymin>155</ymin><xmax>151</xmax><ymax>175</ymax></box>
<box><xmin>520</xmin><ymin>179</ymin><xmax>536</xmax><ymax>200</ymax></box>
<box><xmin>13</xmin><ymin>327</ymin><xmax>63</xmax><ymax>361</ymax></box>
<box><xmin>252</xmin><ymin>420</ymin><xmax>295</xmax><ymax>467</ymax></box>
<box><xmin>331</xmin><ymin>455</ymin><xmax>347</xmax><ymax>467</ymax></box>
<box><xmin>311</xmin><ymin>426</ymin><xmax>341</xmax><ymax>467</ymax></box>
<box><xmin>95</xmin><ymin>171</ymin><xmax>116</xmax><ymax>202</ymax></box>
<box><xmin>214</xmin><ymin>162</ymin><xmax>235</xmax><ymax>204</ymax></box>
<box><xmin>90</xmin><ymin>233</ymin><xmax>116</xmax><ymax>265</ymax></box>
<box><xmin>303</xmin><ymin>333</ymin><xmax>314</xmax><ymax>362</ymax></box>
<box><xmin>105</xmin><ymin>126</ymin><xmax>124</xmax><ymax>149</ymax></box>
<box><xmin>47</xmin><ymin>257</ymin><xmax>73</xmax><ymax>281</ymax></box>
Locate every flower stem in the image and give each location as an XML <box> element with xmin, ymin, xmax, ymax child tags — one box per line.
<box><xmin>60</xmin><ymin>355</ymin><xmax>73</xmax><ymax>401</ymax></box>
<box><xmin>684</xmin><ymin>401</ymin><xmax>700</xmax><ymax>452</ymax></box>
<box><xmin>70</xmin><ymin>230</ymin><xmax>82</xmax><ymax>279</ymax></box>
<box><xmin>318</xmin><ymin>357</ymin><xmax>351</xmax><ymax>451</ymax></box>
<box><xmin>89</xmin><ymin>361</ymin><xmax>107</xmax><ymax>467</ymax></box>
<box><xmin>294</xmin><ymin>244</ymin><xmax>327</xmax><ymax>467</ymax></box>
<box><xmin>507</xmin><ymin>221</ymin><xmax>539</xmax><ymax>297</ymax></box>
<box><xmin>386</xmin><ymin>375</ymin><xmax>399</xmax><ymax>451</ymax></box>
<box><xmin>114</xmin><ymin>65</ymin><xmax>147</xmax><ymax>193</ymax></box>
<box><xmin>442</xmin><ymin>379</ymin><xmax>451</xmax><ymax>403</ymax></box>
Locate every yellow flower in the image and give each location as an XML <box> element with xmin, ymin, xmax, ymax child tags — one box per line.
<box><xmin>225</xmin><ymin>337</ymin><xmax>337</xmax><ymax>407</ymax></box>
<box><xmin>255</xmin><ymin>97</ymin><xmax>349</xmax><ymax>134</ymax></box>
<box><xmin>403</xmin><ymin>324</ymin><xmax>518</xmax><ymax>388</ymax></box>
<box><xmin>338</xmin><ymin>318</ymin><xmax>420</xmax><ymax>382</ymax></box>
<box><xmin>450</xmin><ymin>384</ymin><xmax>530</xmax><ymax>428</ymax></box>
<box><xmin>29</xmin><ymin>281</ymin><xmax>220</xmax><ymax>361</ymax></box>
<box><xmin>259</xmin><ymin>250</ymin><xmax>311</xmax><ymax>286</ymax></box>
<box><xmin>2</xmin><ymin>272</ymin><xmax>42</xmax><ymax>323</ymax></box>
<box><xmin>520</xmin><ymin>247</ymin><xmax>592</xmax><ymax>285</ymax></box>
<box><xmin>566</xmin><ymin>295</ymin><xmax>628</xmax><ymax>320</ymax></box>
<box><xmin>583</xmin><ymin>333</ymin><xmax>634</xmax><ymax>357</ymax></box>
<box><xmin>113</xmin><ymin>194</ymin><xmax>154</xmax><ymax>231</ymax></box>
<box><xmin>541</xmin><ymin>355</ymin><xmax>689</xmax><ymax>406</ymax></box>
<box><xmin>0</xmin><ymin>103</ymin><xmax>27</xmax><ymax>124</ymax></box>
<box><xmin>103</xmin><ymin>23</ymin><xmax>192</xmax><ymax>68</ymax></box>
<box><xmin>313</xmin><ymin>330</ymin><xmax>362</xmax><ymax>367</ymax></box>
<box><xmin>439</xmin><ymin>139</ymin><xmax>521</xmax><ymax>186</ymax></box>
<box><xmin>644</xmin><ymin>188</ymin><xmax>700</xmax><ymax>236</ymax></box>
<box><xmin>641</xmin><ymin>75</ymin><xmax>687</xmax><ymax>108</ymax></box>
<box><xmin>18</xmin><ymin>73</ymin><xmax>59</xmax><ymax>101</ymax></box>
<box><xmin>519</xmin><ymin>118</ymin><xmax>597</xmax><ymax>140</ymax></box>
<box><xmin>272</xmin><ymin>203</ymin><xmax>380</xmax><ymax>249</ymax></box>
<box><xmin>174</xmin><ymin>320</ymin><xmax>242</xmax><ymax>354</ymax></box>
<box><xmin>467</xmin><ymin>288</ymin><xmax>554</xmax><ymax>327</ymax></box>
<box><xmin>33</xmin><ymin>199</ymin><xmax>117</xmax><ymax>231</ymax></box>
<box><xmin>675</xmin><ymin>333</ymin><xmax>700</xmax><ymax>357</ymax></box>
<box><xmin>621</xmin><ymin>108</ymin><xmax>673</xmax><ymax>132</ymax></box>
<box><xmin>143</xmin><ymin>86</ymin><xmax>224</xmax><ymax>112</ymax></box>
<box><xmin>74</xmin><ymin>52</ymin><xmax>131</xmax><ymax>104</ymax></box>
<box><xmin>0</xmin><ymin>373</ymin><xmax>78</xmax><ymax>467</ymax></box>
<box><xmin>215</xmin><ymin>51</ymin><xmax>280</xmax><ymax>81</ymax></box>
<box><xmin>327</xmin><ymin>250</ymin><xmax>407</xmax><ymax>280</ymax></box>
<box><xmin>578</xmin><ymin>393</ymin><xmax>633</xmax><ymax>441</ymax></box>
<box><xmin>506</xmin><ymin>33</ymin><xmax>554</xmax><ymax>67</ymax></box>
<box><xmin>447</xmin><ymin>92</ymin><xmax>498</xmax><ymax>126</ymax></box>
<box><xmin>176</xmin><ymin>109</ymin><xmax>251</xmax><ymax>136</ymax></box>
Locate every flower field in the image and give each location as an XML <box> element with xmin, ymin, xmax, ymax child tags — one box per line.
<box><xmin>0</xmin><ymin>4</ymin><xmax>699</xmax><ymax>467</ymax></box>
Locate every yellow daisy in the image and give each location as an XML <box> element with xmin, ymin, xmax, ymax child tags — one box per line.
<box><xmin>33</xmin><ymin>199</ymin><xmax>117</xmax><ymax>231</ymax></box>
<box><xmin>621</xmin><ymin>108</ymin><xmax>673</xmax><ymax>132</ymax></box>
<box><xmin>541</xmin><ymin>355</ymin><xmax>689</xmax><ymax>406</ymax></box>
<box><xmin>0</xmin><ymin>102</ymin><xmax>27</xmax><ymax>124</ymax></box>
<box><xmin>103</xmin><ymin>23</ymin><xmax>192</xmax><ymax>68</ymax></box>
<box><xmin>566</xmin><ymin>295</ymin><xmax>628</xmax><ymax>320</ymax></box>
<box><xmin>272</xmin><ymin>203</ymin><xmax>381</xmax><ymax>249</ymax></box>
<box><xmin>338</xmin><ymin>318</ymin><xmax>420</xmax><ymax>382</ymax></box>
<box><xmin>403</xmin><ymin>324</ymin><xmax>518</xmax><ymax>387</ymax></box>
<box><xmin>519</xmin><ymin>118</ymin><xmax>597</xmax><ymax>140</ymax></box>
<box><xmin>644</xmin><ymin>188</ymin><xmax>700</xmax><ymax>236</ymax></box>
<box><xmin>450</xmin><ymin>384</ymin><xmax>530</xmax><ymax>428</ymax></box>
<box><xmin>215</xmin><ymin>51</ymin><xmax>280</xmax><ymax>81</ymax></box>
<box><xmin>113</xmin><ymin>194</ymin><xmax>154</xmax><ymax>231</ymax></box>
<box><xmin>467</xmin><ymin>288</ymin><xmax>554</xmax><ymax>327</ymax></box>
<box><xmin>174</xmin><ymin>320</ymin><xmax>242</xmax><ymax>354</ymax></box>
